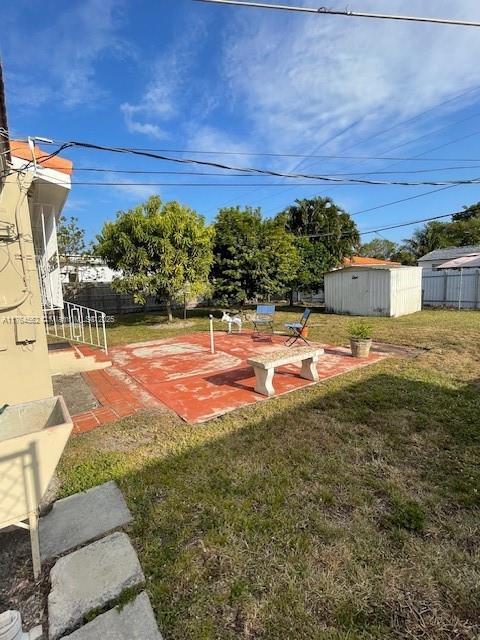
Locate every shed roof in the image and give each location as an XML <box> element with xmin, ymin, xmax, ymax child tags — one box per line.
<box><xmin>327</xmin><ymin>265</ymin><xmax>419</xmax><ymax>274</ymax></box>
<box><xmin>418</xmin><ymin>245</ymin><xmax>480</xmax><ymax>262</ymax></box>
<box><xmin>342</xmin><ymin>256</ymin><xmax>400</xmax><ymax>267</ymax></box>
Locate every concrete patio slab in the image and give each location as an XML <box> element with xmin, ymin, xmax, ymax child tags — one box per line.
<box><xmin>104</xmin><ymin>332</ymin><xmax>386</xmax><ymax>423</ymax></box>
<box><xmin>60</xmin><ymin>591</ymin><xmax>162</xmax><ymax>640</ymax></box>
<box><xmin>40</xmin><ymin>481</ymin><xmax>132</xmax><ymax>561</ymax></box>
<box><xmin>71</xmin><ymin>332</ymin><xmax>387</xmax><ymax>429</ymax></box>
<box><xmin>48</xmin><ymin>532</ymin><xmax>144</xmax><ymax>640</ymax></box>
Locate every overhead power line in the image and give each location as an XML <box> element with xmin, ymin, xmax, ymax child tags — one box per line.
<box><xmin>19</xmin><ymin>164</ymin><xmax>480</xmax><ymax>176</ymax></box>
<box><xmin>21</xmin><ymin>133</ymin><xmax>480</xmax><ymax>163</ymax></box>
<box><xmin>11</xmin><ymin>139</ymin><xmax>480</xmax><ymax>187</ymax></box>
<box><xmin>308</xmin><ymin>211</ymin><xmax>459</xmax><ymax>239</ymax></box>
<box><xmin>24</xmin><ymin>179</ymin><xmax>480</xmax><ymax>187</ymax></box>
<box><xmin>195</xmin><ymin>0</ymin><xmax>480</xmax><ymax>28</ymax></box>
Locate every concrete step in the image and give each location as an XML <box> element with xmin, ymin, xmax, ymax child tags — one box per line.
<box><xmin>48</xmin><ymin>532</ymin><xmax>144</xmax><ymax>640</ymax></box>
<box><xmin>59</xmin><ymin>591</ymin><xmax>162</xmax><ymax>640</ymax></box>
<box><xmin>49</xmin><ymin>349</ymin><xmax>111</xmax><ymax>375</ymax></box>
<box><xmin>39</xmin><ymin>481</ymin><xmax>132</xmax><ymax>561</ymax></box>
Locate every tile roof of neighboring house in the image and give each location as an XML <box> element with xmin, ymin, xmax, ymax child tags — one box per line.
<box><xmin>417</xmin><ymin>245</ymin><xmax>480</xmax><ymax>262</ymax></box>
<box><xmin>342</xmin><ymin>256</ymin><xmax>400</xmax><ymax>266</ymax></box>
<box><xmin>10</xmin><ymin>139</ymin><xmax>73</xmax><ymax>176</ymax></box>
<box><xmin>0</xmin><ymin>61</ymin><xmax>10</xmax><ymax>163</ymax></box>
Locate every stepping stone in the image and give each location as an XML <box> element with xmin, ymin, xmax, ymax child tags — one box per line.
<box><xmin>40</xmin><ymin>481</ymin><xmax>132</xmax><ymax>560</ymax></box>
<box><xmin>48</xmin><ymin>532</ymin><xmax>144</xmax><ymax>640</ymax></box>
<box><xmin>60</xmin><ymin>591</ymin><xmax>162</xmax><ymax>639</ymax></box>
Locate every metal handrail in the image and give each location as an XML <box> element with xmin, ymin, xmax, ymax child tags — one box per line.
<box><xmin>43</xmin><ymin>301</ymin><xmax>108</xmax><ymax>354</ymax></box>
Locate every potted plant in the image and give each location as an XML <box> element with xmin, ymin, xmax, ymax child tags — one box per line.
<box><xmin>348</xmin><ymin>320</ymin><xmax>373</xmax><ymax>358</ymax></box>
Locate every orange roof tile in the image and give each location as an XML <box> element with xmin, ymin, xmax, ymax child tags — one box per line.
<box><xmin>342</xmin><ymin>256</ymin><xmax>400</xmax><ymax>266</ymax></box>
<box><xmin>10</xmin><ymin>140</ymin><xmax>73</xmax><ymax>176</ymax></box>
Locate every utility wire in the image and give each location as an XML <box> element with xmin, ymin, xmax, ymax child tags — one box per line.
<box><xmin>14</xmin><ymin>133</ymin><xmax>480</xmax><ymax>163</ymax></box>
<box><xmin>351</xmin><ymin>184</ymin><xmax>460</xmax><ymax>216</ymax></box>
<box><xmin>307</xmin><ymin>211</ymin><xmax>459</xmax><ymax>239</ymax></box>
<box><xmin>15</xmin><ymin>164</ymin><xmax>480</xmax><ymax>176</ymax></box>
<box><xmin>195</xmin><ymin>0</ymin><xmax>480</xmax><ymax>28</ymax></box>
<box><xmin>22</xmin><ymin>179</ymin><xmax>480</xmax><ymax>187</ymax></box>
<box><xmin>14</xmin><ymin>139</ymin><xmax>480</xmax><ymax>186</ymax></box>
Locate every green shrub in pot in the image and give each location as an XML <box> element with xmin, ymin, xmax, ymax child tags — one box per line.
<box><xmin>348</xmin><ymin>320</ymin><xmax>373</xmax><ymax>357</ymax></box>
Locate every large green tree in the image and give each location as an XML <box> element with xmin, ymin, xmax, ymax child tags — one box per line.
<box><xmin>399</xmin><ymin>212</ymin><xmax>480</xmax><ymax>261</ymax></box>
<box><xmin>57</xmin><ymin>215</ymin><xmax>86</xmax><ymax>259</ymax></box>
<box><xmin>445</xmin><ymin>218</ymin><xmax>480</xmax><ymax>246</ymax></box>
<box><xmin>359</xmin><ymin>238</ymin><xmax>398</xmax><ymax>260</ymax></box>
<box><xmin>276</xmin><ymin>196</ymin><xmax>359</xmax><ymax>298</ymax></box>
<box><xmin>452</xmin><ymin>201</ymin><xmax>480</xmax><ymax>222</ymax></box>
<box><xmin>401</xmin><ymin>221</ymin><xmax>450</xmax><ymax>259</ymax></box>
<box><xmin>95</xmin><ymin>196</ymin><xmax>214</xmax><ymax>322</ymax></box>
<box><xmin>211</xmin><ymin>206</ymin><xmax>298</xmax><ymax>304</ymax></box>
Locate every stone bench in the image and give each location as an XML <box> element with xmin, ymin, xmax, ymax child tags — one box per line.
<box><xmin>247</xmin><ymin>346</ymin><xmax>324</xmax><ymax>396</ymax></box>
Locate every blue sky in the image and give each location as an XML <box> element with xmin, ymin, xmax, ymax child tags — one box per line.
<box><xmin>3</xmin><ymin>0</ymin><xmax>480</xmax><ymax>245</ymax></box>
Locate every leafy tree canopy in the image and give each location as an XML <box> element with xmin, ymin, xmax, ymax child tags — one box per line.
<box><xmin>452</xmin><ymin>201</ymin><xmax>480</xmax><ymax>222</ymax></box>
<box><xmin>399</xmin><ymin>215</ymin><xmax>480</xmax><ymax>261</ymax></box>
<box><xmin>390</xmin><ymin>249</ymin><xmax>417</xmax><ymax>266</ymax></box>
<box><xmin>275</xmin><ymin>197</ymin><xmax>359</xmax><ymax>296</ymax></box>
<box><xmin>57</xmin><ymin>215</ymin><xmax>86</xmax><ymax>259</ymax></box>
<box><xmin>359</xmin><ymin>238</ymin><xmax>397</xmax><ymax>261</ymax></box>
<box><xmin>95</xmin><ymin>196</ymin><xmax>214</xmax><ymax>321</ymax></box>
<box><xmin>445</xmin><ymin>217</ymin><xmax>480</xmax><ymax>246</ymax></box>
<box><xmin>401</xmin><ymin>221</ymin><xmax>451</xmax><ymax>259</ymax></box>
<box><xmin>276</xmin><ymin>196</ymin><xmax>359</xmax><ymax>268</ymax></box>
<box><xmin>212</xmin><ymin>206</ymin><xmax>299</xmax><ymax>304</ymax></box>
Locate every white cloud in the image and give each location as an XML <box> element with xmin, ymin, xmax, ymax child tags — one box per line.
<box><xmin>102</xmin><ymin>171</ymin><xmax>159</xmax><ymax>202</ymax></box>
<box><xmin>119</xmin><ymin>20</ymin><xmax>207</xmax><ymax>139</ymax></box>
<box><xmin>4</xmin><ymin>0</ymin><xmax>127</xmax><ymax>109</ymax></box>
<box><xmin>112</xmin><ymin>183</ymin><xmax>159</xmax><ymax>201</ymax></box>
<box><xmin>187</xmin><ymin>125</ymin><xmax>257</xmax><ymax>167</ymax></box>
<box><xmin>220</xmin><ymin>0</ymin><xmax>480</xmax><ymax>156</ymax></box>
<box><xmin>120</xmin><ymin>104</ymin><xmax>167</xmax><ymax>140</ymax></box>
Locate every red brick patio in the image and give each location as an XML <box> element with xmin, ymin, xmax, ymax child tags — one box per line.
<box><xmin>72</xmin><ymin>332</ymin><xmax>385</xmax><ymax>432</ymax></box>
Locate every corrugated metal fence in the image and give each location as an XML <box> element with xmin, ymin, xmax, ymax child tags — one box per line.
<box><xmin>422</xmin><ymin>269</ymin><xmax>480</xmax><ymax>309</ymax></box>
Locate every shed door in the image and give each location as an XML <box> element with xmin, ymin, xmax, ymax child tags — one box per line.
<box><xmin>343</xmin><ymin>271</ymin><xmax>370</xmax><ymax>315</ymax></box>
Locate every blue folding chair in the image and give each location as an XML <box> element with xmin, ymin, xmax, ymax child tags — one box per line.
<box><xmin>284</xmin><ymin>308</ymin><xmax>312</xmax><ymax>346</ymax></box>
<box><xmin>252</xmin><ymin>304</ymin><xmax>275</xmax><ymax>335</ymax></box>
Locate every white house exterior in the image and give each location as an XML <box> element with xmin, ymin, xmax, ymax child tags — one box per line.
<box><xmin>418</xmin><ymin>245</ymin><xmax>480</xmax><ymax>270</ymax></box>
<box><xmin>10</xmin><ymin>140</ymin><xmax>72</xmax><ymax>310</ymax></box>
<box><xmin>324</xmin><ymin>266</ymin><xmax>422</xmax><ymax>317</ymax></box>
<box><xmin>61</xmin><ymin>255</ymin><xmax>121</xmax><ymax>284</ymax></box>
<box><xmin>9</xmin><ymin>140</ymin><xmax>108</xmax><ymax>352</ymax></box>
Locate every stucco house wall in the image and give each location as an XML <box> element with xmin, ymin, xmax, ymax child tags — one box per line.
<box><xmin>0</xmin><ymin>172</ymin><xmax>54</xmax><ymax>404</ymax></box>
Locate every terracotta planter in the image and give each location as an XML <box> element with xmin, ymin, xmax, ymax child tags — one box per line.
<box><xmin>301</xmin><ymin>327</ymin><xmax>309</xmax><ymax>338</ymax></box>
<box><xmin>350</xmin><ymin>337</ymin><xmax>372</xmax><ymax>358</ymax></box>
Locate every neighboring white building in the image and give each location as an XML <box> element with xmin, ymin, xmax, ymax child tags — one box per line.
<box><xmin>418</xmin><ymin>245</ymin><xmax>480</xmax><ymax>270</ymax></box>
<box><xmin>60</xmin><ymin>255</ymin><xmax>121</xmax><ymax>284</ymax></box>
<box><xmin>324</xmin><ymin>265</ymin><xmax>422</xmax><ymax>317</ymax></box>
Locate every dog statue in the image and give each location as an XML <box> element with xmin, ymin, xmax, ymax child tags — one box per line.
<box><xmin>221</xmin><ymin>311</ymin><xmax>242</xmax><ymax>334</ymax></box>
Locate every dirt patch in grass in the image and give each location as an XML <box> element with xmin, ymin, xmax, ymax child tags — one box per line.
<box><xmin>0</xmin><ymin>528</ymin><xmax>51</xmax><ymax>633</ymax></box>
<box><xmin>371</xmin><ymin>341</ymin><xmax>429</xmax><ymax>359</ymax></box>
<box><xmin>152</xmin><ymin>320</ymin><xmax>195</xmax><ymax>330</ymax></box>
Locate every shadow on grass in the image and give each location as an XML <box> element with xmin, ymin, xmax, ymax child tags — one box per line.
<box><xmin>59</xmin><ymin>368</ymin><xmax>480</xmax><ymax>639</ymax></box>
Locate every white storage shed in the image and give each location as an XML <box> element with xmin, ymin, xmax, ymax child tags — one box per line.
<box><xmin>324</xmin><ymin>266</ymin><xmax>422</xmax><ymax>317</ymax></box>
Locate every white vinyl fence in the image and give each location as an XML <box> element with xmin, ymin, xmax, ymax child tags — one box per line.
<box><xmin>422</xmin><ymin>269</ymin><xmax>480</xmax><ymax>309</ymax></box>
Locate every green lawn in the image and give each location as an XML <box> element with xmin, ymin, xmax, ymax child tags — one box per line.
<box><xmin>59</xmin><ymin>308</ymin><xmax>480</xmax><ymax>639</ymax></box>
